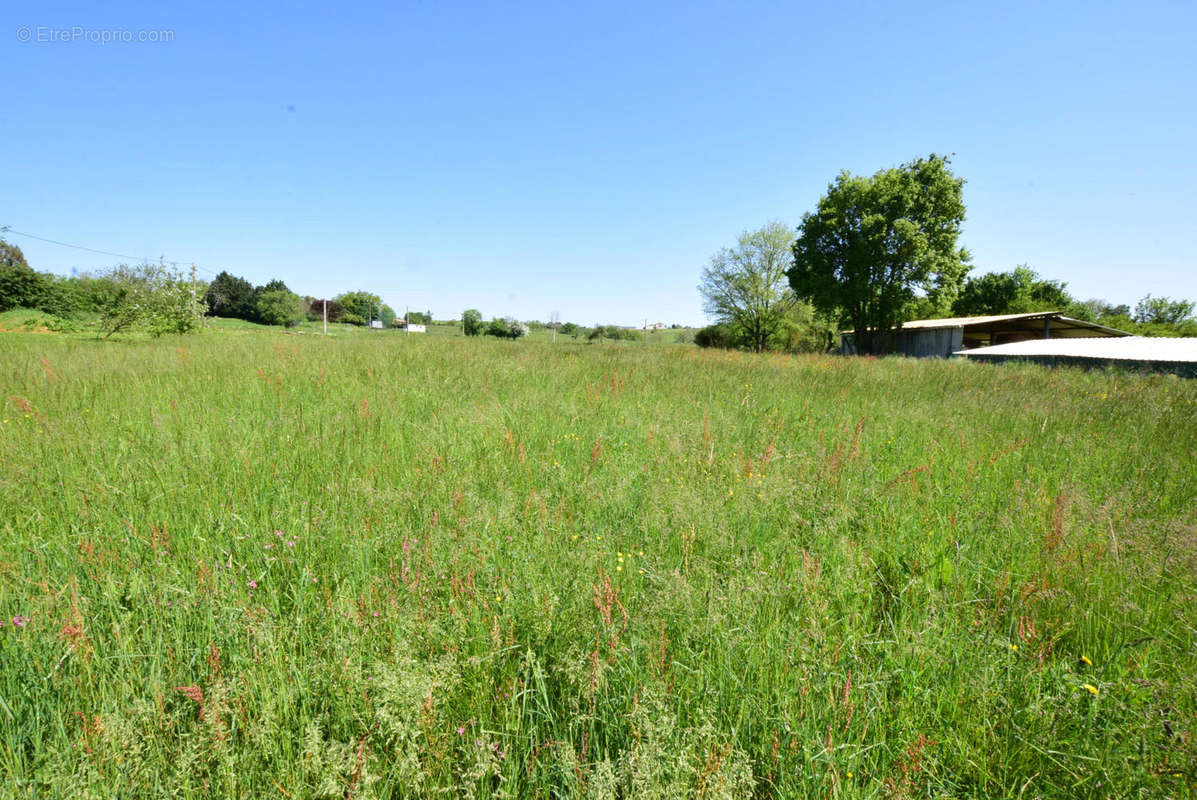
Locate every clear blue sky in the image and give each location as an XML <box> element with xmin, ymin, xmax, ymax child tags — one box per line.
<box><xmin>4</xmin><ymin>0</ymin><xmax>1194</xmax><ymax>325</ymax></box>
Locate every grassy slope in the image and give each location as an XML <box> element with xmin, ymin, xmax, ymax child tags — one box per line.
<box><xmin>0</xmin><ymin>331</ymin><xmax>1194</xmax><ymax>798</ymax></box>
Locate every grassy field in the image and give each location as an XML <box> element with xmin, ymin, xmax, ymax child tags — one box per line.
<box><xmin>1</xmin><ymin>329</ymin><xmax>1194</xmax><ymax>798</ymax></box>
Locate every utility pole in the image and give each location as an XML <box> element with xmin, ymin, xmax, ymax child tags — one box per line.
<box><xmin>322</xmin><ymin>299</ymin><xmax>327</xmax><ymax>335</ymax></box>
<box><xmin>406</xmin><ymin>306</ymin><xmax>410</xmax><ymax>336</ymax></box>
<box><xmin>190</xmin><ymin>263</ymin><xmax>198</xmax><ymax>321</ymax></box>
<box><xmin>551</xmin><ymin>311</ymin><xmax>559</xmax><ymax>343</ymax></box>
<box><xmin>643</xmin><ymin>318</ymin><xmax>648</xmax><ymax>347</ymax></box>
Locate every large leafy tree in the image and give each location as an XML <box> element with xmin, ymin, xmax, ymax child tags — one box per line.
<box><xmin>334</xmin><ymin>291</ymin><xmax>383</xmax><ymax>325</ymax></box>
<box><xmin>255</xmin><ymin>289</ymin><xmax>303</xmax><ymax>326</ymax></box>
<box><xmin>462</xmin><ymin>308</ymin><xmax>484</xmax><ymax>336</ymax></box>
<box><xmin>0</xmin><ymin>238</ymin><xmax>46</xmax><ymax>312</ymax></box>
<box><xmin>952</xmin><ymin>266</ymin><xmax>1072</xmax><ymax>317</ymax></box>
<box><xmin>699</xmin><ymin>221</ymin><xmax>798</xmax><ymax>352</ymax></box>
<box><xmin>789</xmin><ymin>154</ymin><xmax>970</xmax><ymax>354</ymax></box>
<box><xmin>203</xmin><ymin>271</ymin><xmax>255</xmax><ymax>319</ymax></box>
<box><xmin>1133</xmin><ymin>294</ymin><xmax>1195</xmax><ymax>327</ymax></box>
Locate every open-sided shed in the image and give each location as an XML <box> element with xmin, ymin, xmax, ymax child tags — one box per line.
<box><xmin>839</xmin><ymin>311</ymin><xmax>1131</xmax><ymax>357</ymax></box>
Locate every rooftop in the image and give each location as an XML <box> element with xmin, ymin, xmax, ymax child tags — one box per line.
<box><xmin>899</xmin><ymin>311</ymin><xmax>1131</xmax><ymax>336</ymax></box>
<box><xmin>956</xmin><ymin>336</ymin><xmax>1197</xmax><ymax>363</ymax></box>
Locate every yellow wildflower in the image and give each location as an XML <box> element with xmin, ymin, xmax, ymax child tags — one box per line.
<box><xmin>1083</xmin><ymin>683</ymin><xmax>1099</xmax><ymax>696</ymax></box>
<box><xmin>1081</xmin><ymin>655</ymin><xmax>1092</xmax><ymax>666</ymax></box>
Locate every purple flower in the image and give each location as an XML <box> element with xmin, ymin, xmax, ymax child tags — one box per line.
<box><xmin>457</xmin><ymin>726</ymin><xmax>465</xmax><ymax>735</ymax></box>
<box><xmin>248</xmin><ymin>580</ymin><xmax>258</xmax><ymax>590</ymax></box>
<box><xmin>12</xmin><ymin>615</ymin><xmax>29</xmax><ymax>628</ymax></box>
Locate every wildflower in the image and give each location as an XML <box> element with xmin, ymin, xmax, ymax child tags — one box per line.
<box><xmin>248</xmin><ymin>580</ymin><xmax>258</xmax><ymax>590</ymax></box>
<box><xmin>1083</xmin><ymin>683</ymin><xmax>1099</xmax><ymax>696</ymax></box>
<box><xmin>847</xmin><ymin>771</ymin><xmax>854</xmax><ymax>779</ymax></box>
<box><xmin>12</xmin><ymin>615</ymin><xmax>29</xmax><ymax>628</ymax></box>
<box><xmin>457</xmin><ymin>726</ymin><xmax>465</xmax><ymax>735</ymax></box>
<box><xmin>1009</xmin><ymin>643</ymin><xmax>1018</xmax><ymax>651</ymax></box>
<box><xmin>1080</xmin><ymin>655</ymin><xmax>1092</xmax><ymax>666</ymax></box>
<box><xmin>616</xmin><ymin>565</ymin><xmax>622</xmax><ymax>572</ymax></box>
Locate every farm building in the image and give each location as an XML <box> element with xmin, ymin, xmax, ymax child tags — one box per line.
<box><xmin>839</xmin><ymin>311</ymin><xmax>1131</xmax><ymax>357</ymax></box>
<box><xmin>955</xmin><ymin>336</ymin><xmax>1197</xmax><ymax>378</ymax></box>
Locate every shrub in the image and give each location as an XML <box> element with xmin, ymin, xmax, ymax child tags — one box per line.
<box><xmin>694</xmin><ymin>323</ymin><xmax>735</xmax><ymax>348</ymax></box>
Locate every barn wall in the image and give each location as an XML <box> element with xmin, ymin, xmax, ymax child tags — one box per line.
<box><xmin>906</xmin><ymin>327</ymin><xmax>962</xmax><ymax>358</ymax></box>
<box><xmin>840</xmin><ymin>327</ymin><xmax>963</xmax><ymax>358</ymax></box>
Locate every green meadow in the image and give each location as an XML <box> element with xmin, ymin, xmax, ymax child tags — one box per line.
<box><xmin>1</xmin><ymin>327</ymin><xmax>1194</xmax><ymax>798</ymax></box>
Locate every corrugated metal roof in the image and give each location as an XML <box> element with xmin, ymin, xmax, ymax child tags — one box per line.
<box><xmin>895</xmin><ymin>311</ymin><xmax>1131</xmax><ymax>336</ymax></box>
<box><xmin>956</xmin><ymin>336</ymin><xmax>1197</xmax><ymax>363</ymax></box>
<box><xmin>899</xmin><ymin>311</ymin><xmax>1061</xmax><ymax>328</ymax></box>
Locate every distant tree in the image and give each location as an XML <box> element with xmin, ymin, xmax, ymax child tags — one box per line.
<box><xmin>1069</xmin><ymin>298</ymin><xmax>1130</xmax><ymax>321</ymax></box>
<box><xmin>789</xmin><ymin>154</ymin><xmax>970</xmax><ymax>354</ymax></box>
<box><xmin>379</xmin><ymin>304</ymin><xmax>396</xmax><ymax>327</ymax></box>
<box><xmin>407</xmin><ymin>310</ymin><xmax>432</xmax><ymax>325</ymax></box>
<box><xmin>462</xmin><ymin>309</ymin><xmax>484</xmax><ymax>336</ymax></box>
<box><xmin>1134</xmin><ymin>295</ymin><xmax>1194</xmax><ymax>327</ymax></box>
<box><xmin>560</xmin><ymin>321</ymin><xmax>578</xmax><ymax>337</ymax></box>
<box><xmin>203</xmin><ymin>271</ymin><xmax>255</xmax><ymax>319</ymax></box>
<box><xmin>0</xmin><ymin>238</ymin><xmax>29</xmax><ymax>269</ymax></box>
<box><xmin>334</xmin><ymin>291</ymin><xmax>383</xmax><ymax>325</ymax></box>
<box><xmin>304</xmin><ymin>297</ymin><xmax>343</xmax><ymax>323</ymax></box>
<box><xmin>486</xmin><ymin>317</ymin><xmax>527</xmax><ymax>339</ymax></box>
<box><xmin>699</xmin><ymin>221</ymin><xmax>798</xmax><ymax>352</ymax></box>
<box><xmin>255</xmin><ymin>289</ymin><xmax>304</xmax><ymax>326</ymax></box>
<box><xmin>0</xmin><ymin>238</ymin><xmax>45</xmax><ymax>312</ymax></box>
<box><xmin>952</xmin><ymin>266</ymin><xmax>1072</xmax><ymax>317</ymax></box>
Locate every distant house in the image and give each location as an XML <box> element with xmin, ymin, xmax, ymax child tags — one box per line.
<box><xmin>839</xmin><ymin>311</ymin><xmax>1130</xmax><ymax>358</ymax></box>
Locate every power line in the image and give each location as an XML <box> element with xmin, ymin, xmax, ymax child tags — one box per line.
<box><xmin>1</xmin><ymin>225</ymin><xmax>221</xmax><ymax>277</ymax></box>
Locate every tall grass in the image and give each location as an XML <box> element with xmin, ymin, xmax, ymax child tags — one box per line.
<box><xmin>1</xmin><ymin>331</ymin><xmax>1194</xmax><ymax>798</ymax></box>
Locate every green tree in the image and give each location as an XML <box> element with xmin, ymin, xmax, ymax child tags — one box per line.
<box><xmin>379</xmin><ymin>304</ymin><xmax>396</xmax><ymax>327</ymax></box>
<box><xmin>789</xmin><ymin>154</ymin><xmax>970</xmax><ymax>354</ymax></box>
<box><xmin>462</xmin><ymin>309</ymin><xmax>484</xmax><ymax>336</ymax></box>
<box><xmin>0</xmin><ymin>238</ymin><xmax>49</xmax><ymax>312</ymax></box>
<box><xmin>952</xmin><ymin>266</ymin><xmax>1072</xmax><ymax>316</ymax></box>
<box><xmin>203</xmin><ymin>271</ymin><xmax>255</xmax><ymax>319</ymax></box>
<box><xmin>334</xmin><ymin>291</ymin><xmax>383</xmax><ymax>325</ymax></box>
<box><xmin>255</xmin><ymin>289</ymin><xmax>304</xmax><ymax>326</ymax></box>
<box><xmin>699</xmin><ymin>221</ymin><xmax>798</xmax><ymax>352</ymax></box>
<box><xmin>486</xmin><ymin>317</ymin><xmax>527</xmax><ymax>340</ymax></box>
<box><xmin>1134</xmin><ymin>295</ymin><xmax>1194</xmax><ymax>327</ymax></box>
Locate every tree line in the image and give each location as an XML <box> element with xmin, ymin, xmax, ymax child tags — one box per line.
<box><xmin>698</xmin><ymin>154</ymin><xmax>1196</xmax><ymax>353</ymax></box>
<box><xmin>0</xmin><ymin>241</ymin><xmax>204</xmax><ymax>337</ymax></box>
<box><xmin>0</xmin><ymin>244</ymin><xmax>416</xmax><ymax>336</ymax></box>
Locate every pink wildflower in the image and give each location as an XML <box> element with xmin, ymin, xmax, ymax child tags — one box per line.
<box><xmin>13</xmin><ymin>615</ymin><xmax>29</xmax><ymax>628</ymax></box>
<box><xmin>457</xmin><ymin>726</ymin><xmax>465</xmax><ymax>735</ymax></box>
<box><xmin>248</xmin><ymin>580</ymin><xmax>258</xmax><ymax>590</ymax></box>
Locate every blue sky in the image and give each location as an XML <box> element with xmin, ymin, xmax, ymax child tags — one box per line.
<box><xmin>4</xmin><ymin>0</ymin><xmax>1194</xmax><ymax>325</ymax></box>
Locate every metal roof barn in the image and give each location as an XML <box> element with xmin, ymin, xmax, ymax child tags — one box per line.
<box><xmin>839</xmin><ymin>311</ymin><xmax>1131</xmax><ymax>358</ymax></box>
<box><xmin>955</xmin><ymin>336</ymin><xmax>1197</xmax><ymax>377</ymax></box>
